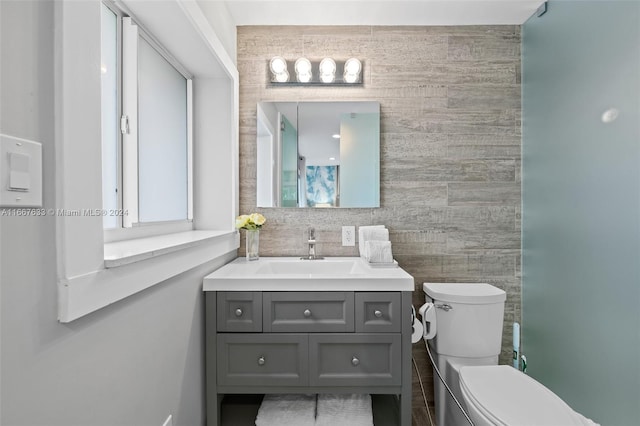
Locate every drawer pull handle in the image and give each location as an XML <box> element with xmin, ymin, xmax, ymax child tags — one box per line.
<box><xmin>235</xmin><ymin>308</ymin><xmax>243</xmax><ymax>317</ymax></box>
<box><xmin>374</xmin><ymin>310</ymin><xmax>383</xmax><ymax>318</ymax></box>
<box><xmin>351</xmin><ymin>356</ymin><xmax>360</xmax><ymax>366</ymax></box>
<box><xmin>257</xmin><ymin>356</ymin><xmax>266</xmax><ymax>366</ymax></box>
<box><xmin>303</xmin><ymin>309</ymin><xmax>312</xmax><ymax>318</ymax></box>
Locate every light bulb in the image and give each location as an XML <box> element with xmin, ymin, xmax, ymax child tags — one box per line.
<box><xmin>295</xmin><ymin>58</ymin><xmax>312</xmax><ymax>75</ymax></box>
<box><xmin>269</xmin><ymin>56</ymin><xmax>287</xmax><ymax>74</ymax></box>
<box><xmin>343</xmin><ymin>58</ymin><xmax>361</xmax><ymax>83</ymax></box>
<box><xmin>274</xmin><ymin>70</ymin><xmax>290</xmax><ymax>83</ymax></box>
<box><xmin>344</xmin><ymin>58</ymin><xmax>361</xmax><ymax>74</ymax></box>
<box><xmin>294</xmin><ymin>58</ymin><xmax>312</xmax><ymax>83</ymax></box>
<box><xmin>344</xmin><ymin>73</ymin><xmax>359</xmax><ymax>83</ymax></box>
<box><xmin>319</xmin><ymin>58</ymin><xmax>336</xmax><ymax>75</ymax></box>
<box><xmin>318</xmin><ymin>58</ymin><xmax>336</xmax><ymax>83</ymax></box>
<box><xmin>297</xmin><ymin>72</ymin><xmax>312</xmax><ymax>83</ymax></box>
<box><xmin>320</xmin><ymin>73</ymin><xmax>335</xmax><ymax>83</ymax></box>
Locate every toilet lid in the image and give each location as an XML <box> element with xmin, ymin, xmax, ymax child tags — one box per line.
<box><xmin>459</xmin><ymin>366</ymin><xmax>584</xmax><ymax>426</ymax></box>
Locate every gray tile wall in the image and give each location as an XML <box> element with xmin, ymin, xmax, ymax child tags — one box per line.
<box><xmin>237</xmin><ymin>26</ymin><xmax>521</xmax><ymax>424</ymax></box>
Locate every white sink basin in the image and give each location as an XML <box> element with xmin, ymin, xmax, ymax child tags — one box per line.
<box><xmin>203</xmin><ymin>257</ymin><xmax>414</xmax><ymax>291</ymax></box>
<box><xmin>255</xmin><ymin>260</ymin><xmax>363</xmax><ymax>275</ymax></box>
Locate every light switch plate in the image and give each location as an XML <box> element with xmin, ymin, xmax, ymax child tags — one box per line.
<box><xmin>1</xmin><ymin>134</ymin><xmax>42</xmax><ymax>207</ymax></box>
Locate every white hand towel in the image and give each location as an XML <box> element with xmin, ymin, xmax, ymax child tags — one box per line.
<box><xmin>364</xmin><ymin>240</ymin><xmax>394</xmax><ymax>263</ymax></box>
<box><xmin>358</xmin><ymin>225</ymin><xmax>385</xmax><ymax>256</ymax></box>
<box><xmin>358</xmin><ymin>226</ymin><xmax>388</xmax><ymax>257</ymax></box>
<box><xmin>315</xmin><ymin>394</ymin><xmax>373</xmax><ymax>426</ymax></box>
<box><xmin>255</xmin><ymin>394</ymin><xmax>316</xmax><ymax>426</ymax></box>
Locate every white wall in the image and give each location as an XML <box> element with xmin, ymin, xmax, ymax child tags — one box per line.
<box><xmin>197</xmin><ymin>0</ymin><xmax>237</xmax><ymax>63</ymax></box>
<box><xmin>0</xmin><ymin>1</ymin><xmax>237</xmax><ymax>424</ymax></box>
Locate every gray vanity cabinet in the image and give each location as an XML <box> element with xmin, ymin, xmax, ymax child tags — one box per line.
<box><xmin>205</xmin><ymin>290</ymin><xmax>412</xmax><ymax>426</ymax></box>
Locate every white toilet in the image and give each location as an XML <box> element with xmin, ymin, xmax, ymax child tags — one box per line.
<box><xmin>421</xmin><ymin>282</ymin><xmax>598</xmax><ymax>426</ymax></box>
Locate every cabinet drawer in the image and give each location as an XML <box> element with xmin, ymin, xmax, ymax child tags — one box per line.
<box><xmin>355</xmin><ymin>292</ymin><xmax>401</xmax><ymax>333</ymax></box>
<box><xmin>217</xmin><ymin>334</ymin><xmax>308</xmax><ymax>386</ymax></box>
<box><xmin>309</xmin><ymin>334</ymin><xmax>401</xmax><ymax>386</ymax></box>
<box><xmin>264</xmin><ymin>292</ymin><xmax>354</xmax><ymax>332</ymax></box>
<box><xmin>217</xmin><ymin>292</ymin><xmax>262</xmax><ymax>332</ymax></box>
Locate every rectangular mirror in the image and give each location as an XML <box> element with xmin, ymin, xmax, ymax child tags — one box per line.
<box><xmin>256</xmin><ymin>101</ymin><xmax>380</xmax><ymax>208</ymax></box>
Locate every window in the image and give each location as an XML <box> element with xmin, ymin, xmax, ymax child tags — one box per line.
<box><xmin>100</xmin><ymin>3</ymin><xmax>119</xmax><ymax>229</ymax></box>
<box><xmin>101</xmin><ymin>2</ymin><xmax>193</xmax><ymax>234</ymax></box>
<box><xmin>57</xmin><ymin>0</ymin><xmax>239</xmax><ymax>322</ymax></box>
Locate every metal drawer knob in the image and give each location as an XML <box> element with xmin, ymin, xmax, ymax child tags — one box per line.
<box><xmin>374</xmin><ymin>310</ymin><xmax>383</xmax><ymax>318</ymax></box>
<box><xmin>303</xmin><ymin>309</ymin><xmax>312</xmax><ymax>318</ymax></box>
<box><xmin>235</xmin><ymin>308</ymin><xmax>243</xmax><ymax>317</ymax></box>
<box><xmin>257</xmin><ymin>356</ymin><xmax>265</xmax><ymax>366</ymax></box>
<box><xmin>351</xmin><ymin>356</ymin><xmax>360</xmax><ymax>366</ymax></box>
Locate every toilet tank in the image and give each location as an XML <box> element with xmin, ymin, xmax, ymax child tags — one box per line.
<box><xmin>423</xmin><ymin>283</ymin><xmax>506</xmax><ymax>358</ymax></box>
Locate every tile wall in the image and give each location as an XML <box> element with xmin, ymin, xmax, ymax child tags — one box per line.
<box><xmin>237</xmin><ymin>25</ymin><xmax>521</xmax><ymax>424</ymax></box>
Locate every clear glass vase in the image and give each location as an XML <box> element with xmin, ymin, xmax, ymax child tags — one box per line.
<box><xmin>246</xmin><ymin>229</ymin><xmax>259</xmax><ymax>261</ymax></box>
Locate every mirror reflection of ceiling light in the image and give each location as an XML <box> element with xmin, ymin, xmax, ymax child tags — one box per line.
<box><xmin>332</xmin><ymin>134</ymin><xmax>340</xmax><ymax>139</ymax></box>
<box><xmin>329</xmin><ymin>157</ymin><xmax>336</xmax><ymax>161</ymax></box>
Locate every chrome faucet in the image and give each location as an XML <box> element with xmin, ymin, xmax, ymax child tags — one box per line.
<box><xmin>302</xmin><ymin>227</ymin><xmax>324</xmax><ymax>260</ymax></box>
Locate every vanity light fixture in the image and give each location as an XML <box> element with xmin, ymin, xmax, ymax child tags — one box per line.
<box><xmin>268</xmin><ymin>56</ymin><xmax>363</xmax><ymax>86</ymax></box>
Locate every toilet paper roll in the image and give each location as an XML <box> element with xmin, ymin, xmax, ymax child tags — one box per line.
<box><xmin>411</xmin><ymin>318</ymin><xmax>424</xmax><ymax>343</ymax></box>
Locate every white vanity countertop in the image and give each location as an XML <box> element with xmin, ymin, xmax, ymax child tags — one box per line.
<box><xmin>203</xmin><ymin>256</ymin><xmax>414</xmax><ymax>291</ymax></box>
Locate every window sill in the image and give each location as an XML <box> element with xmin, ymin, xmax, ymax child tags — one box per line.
<box><xmin>58</xmin><ymin>229</ymin><xmax>239</xmax><ymax>323</ymax></box>
<box><xmin>104</xmin><ymin>230</ymin><xmax>235</xmax><ymax>268</ymax></box>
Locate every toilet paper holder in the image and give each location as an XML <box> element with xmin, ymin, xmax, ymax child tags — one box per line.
<box><xmin>418</xmin><ymin>302</ymin><xmax>437</xmax><ymax>340</ymax></box>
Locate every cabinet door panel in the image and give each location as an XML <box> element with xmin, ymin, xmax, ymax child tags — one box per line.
<box><xmin>264</xmin><ymin>292</ymin><xmax>354</xmax><ymax>332</ymax></box>
<box><xmin>217</xmin><ymin>334</ymin><xmax>308</xmax><ymax>386</ymax></box>
<box><xmin>217</xmin><ymin>292</ymin><xmax>262</xmax><ymax>332</ymax></box>
<box><xmin>355</xmin><ymin>292</ymin><xmax>401</xmax><ymax>333</ymax></box>
<box><xmin>309</xmin><ymin>334</ymin><xmax>401</xmax><ymax>386</ymax></box>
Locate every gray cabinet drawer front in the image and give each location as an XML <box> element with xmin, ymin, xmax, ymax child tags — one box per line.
<box><xmin>217</xmin><ymin>334</ymin><xmax>308</xmax><ymax>386</ymax></box>
<box><xmin>355</xmin><ymin>292</ymin><xmax>401</xmax><ymax>333</ymax></box>
<box><xmin>217</xmin><ymin>292</ymin><xmax>262</xmax><ymax>332</ymax></box>
<box><xmin>309</xmin><ymin>334</ymin><xmax>401</xmax><ymax>386</ymax></box>
<box><xmin>264</xmin><ymin>292</ymin><xmax>354</xmax><ymax>332</ymax></box>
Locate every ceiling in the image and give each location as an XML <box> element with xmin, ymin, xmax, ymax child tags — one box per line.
<box><xmin>223</xmin><ymin>0</ymin><xmax>546</xmax><ymax>26</ymax></box>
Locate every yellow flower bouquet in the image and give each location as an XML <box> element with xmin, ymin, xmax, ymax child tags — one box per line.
<box><xmin>235</xmin><ymin>213</ymin><xmax>266</xmax><ymax>230</ymax></box>
<box><xmin>236</xmin><ymin>213</ymin><xmax>266</xmax><ymax>260</ymax></box>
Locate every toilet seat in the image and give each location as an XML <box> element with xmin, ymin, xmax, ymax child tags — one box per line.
<box><xmin>459</xmin><ymin>365</ymin><xmax>586</xmax><ymax>426</ymax></box>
